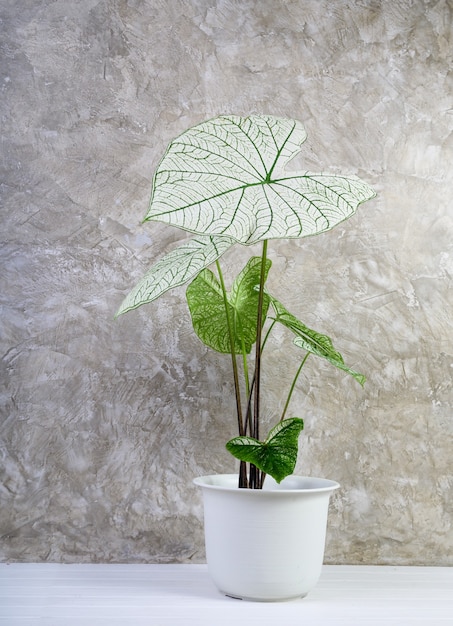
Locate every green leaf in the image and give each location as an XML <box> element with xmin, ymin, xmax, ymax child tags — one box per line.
<box><xmin>226</xmin><ymin>417</ymin><xmax>304</xmax><ymax>483</ymax></box>
<box><xmin>229</xmin><ymin>256</ymin><xmax>271</xmax><ymax>352</ymax></box>
<box><xmin>115</xmin><ymin>235</ymin><xmax>235</xmax><ymax>315</ymax></box>
<box><xmin>186</xmin><ymin>268</ymin><xmax>231</xmax><ymax>353</ymax></box>
<box><xmin>186</xmin><ymin>257</ymin><xmax>271</xmax><ymax>354</ymax></box>
<box><xmin>145</xmin><ymin>115</ymin><xmax>376</xmax><ymax>244</ymax></box>
<box><xmin>270</xmin><ymin>298</ymin><xmax>366</xmax><ymax>386</ymax></box>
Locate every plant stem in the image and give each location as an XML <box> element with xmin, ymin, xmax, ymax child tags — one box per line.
<box><xmin>251</xmin><ymin>240</ymin><xmax>269</xmax><ymax>488</ymax></box>
<box><xmin>280</xmin><ymin>352</ymin><xmax>310</xmax><ymax>422</ymax></box>
<box><xmin>261</xmin><ymin>318</ymin><xmax>276</xmax><ymax>351</ymax></box>
<box><xmin>215</xmin><ymin>260</ymin><xmax>244</xmax><ymax>438</ymax></box>
<box><xmin>245</xmin><ymin>383</ymin><xmax>253</xmax><ymax>437</ymax></box>
<box><xmin>239</xmin><ymin>461</ymin><xmax>248</xmax><ymax>489</ymax></box>
<box><xmin>243</xmin><ymin>321</ymin><xmax>275</xmax><ymax>437</ymax></box>
<box><xmin>241</xmin><ymin>340</ymin><xmax>251</xmax><ymax>400</ymax></box>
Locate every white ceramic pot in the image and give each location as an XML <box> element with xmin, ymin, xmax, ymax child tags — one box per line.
<box><xmin>194</xmin><ymin>473</ymin><xmax>339</xmax><ymax>602</ymax></box>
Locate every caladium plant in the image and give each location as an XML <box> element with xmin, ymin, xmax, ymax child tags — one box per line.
<box><xmin>116</xmin><ymin>114</ymin><xmax>375</xmax><ymax>488</ymax></box>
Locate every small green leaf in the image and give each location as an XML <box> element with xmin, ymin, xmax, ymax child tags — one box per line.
<box><xmin>226</xmin><ymin>417</ymin><xmax>304</xmax><ymax>483</ymax></box>
<box><xmin>270</xmin><ymin>298</ymin><xmax>366</xmax><ymax>386</ymax></box>
<box><xmin>115</xmin><ymin>235</ymin><xmax>235</xmax><ymax>316</ymax></box>
<box><xmin>186</xmin><ymin>268</ymin><xmax>232</xmax><ymax>353</ymax></box>
<box><xmin>229</xmin><ymin>256</ymin><xmax>271</xmax><ymax>351</ymax></box>
<box><xmin>186</xmin><ymin>256</ymin><xmax>271</xmax><ymax>354</ymax></box>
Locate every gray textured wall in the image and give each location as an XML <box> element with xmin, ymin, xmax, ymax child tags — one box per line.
<box><xmin>1</xmin><ymin>0</ymin><xmax>452</xmax><ymax>565</ymax></box>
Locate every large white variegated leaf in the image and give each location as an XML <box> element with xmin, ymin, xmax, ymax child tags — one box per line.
<box><xmin>116</xmin><ymin>235</ymin><xmax>234</xmax><ymax>315</ymax></box>
<box><xmin>145</xmin><ymin>115</ymin><xmax>376</xmax><ymax>244</ymax></box>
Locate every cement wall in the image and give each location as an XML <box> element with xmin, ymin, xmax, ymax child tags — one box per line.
<box><xmin>1</xmin><ymin>0</ymin><xmax>452</xmax><ymax>564</ymax></box>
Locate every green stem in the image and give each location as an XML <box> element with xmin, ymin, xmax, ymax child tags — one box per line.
<box><xmin>280</xmin><ymin>352</ymin><xmax>310</xmax><ymax>422</ymax></box>
<box><xmin>216</xmin><ymin>260</ymin><xmax>244</xmax><ymax>438</ymax></box>
<box><xmin>261</xmin><ymin>319</ymin><xmax>276</xmax><ymax>352</ymax></box>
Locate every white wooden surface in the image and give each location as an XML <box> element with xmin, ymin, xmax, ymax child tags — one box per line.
<box><xmin>0</xmin><ymin>564</ymin><xmax>452</xmax><ymax>625</ymax></box>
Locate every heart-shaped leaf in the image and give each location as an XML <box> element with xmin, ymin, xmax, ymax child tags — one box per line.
<box><xmin>186</xmin><ymin>257</ymin><xmax>271</xmax><ymax>354</ymax></box>
<box><xmin>226</xmin><ymin>417</ymin><xmax>304</xmax><ymax>483</ymax></box>
<box><xmin>116</xmin><ymin>235</ymin><xmax>235</xmax><ymax>315</ymax></box>
<box><xmin>270</xmin><ymin>297</ymin><xmax>366</xmax><ymax>386</ymax></box>
<box><xmin>145</xmin><ymin>115</ymin><xmax>376</xmax><ymax>244</ymax></box>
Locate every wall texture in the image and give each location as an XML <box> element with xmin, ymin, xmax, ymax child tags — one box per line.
<box><xmin>1</xmin><ymin>0</ymin><xmax>452</xmax><ymax>565</ymax></box>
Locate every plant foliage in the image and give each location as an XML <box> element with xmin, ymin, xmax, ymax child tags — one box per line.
<box><xmin>116</xmin><ymin>114</ymin><xmax>376</xmax><ymax>487</ymax></box>
<box><xmin>226</xmin><ymin>418</ymin><xmax>304</xmax><ymax>484</ymax></box>
<box><xmin>186</xmin><ymin>257</ymin><xmax>271</xmax><ymax>354</ymax></box>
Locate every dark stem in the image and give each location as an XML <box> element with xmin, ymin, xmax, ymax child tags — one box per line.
<box><xmin>216</xmin><ymin>260</ymin><xmax>245</xmax><ymax>438</ymax></box>
<box><xmin>239</xmin><ymin>461</ymin><xmax>248</xmax><ymax>489</ymax></box>
<box><xmin>245</xmin><ymin>371</ymin><xmax>256</xmax><ymax>436</ymax></box>
<box><xmin>251</xmin><ymin>240</ymin><xmax>269</xmax><ymax>488</ymax></box>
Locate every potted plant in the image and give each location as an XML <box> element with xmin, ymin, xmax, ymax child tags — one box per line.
<box><xmin>116</xmin><ymin>114</ymin><xmax>375</xmax><ymax>601</ymax></box>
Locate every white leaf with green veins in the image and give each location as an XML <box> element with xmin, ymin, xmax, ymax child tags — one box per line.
<box><xmin>145</xmin><ymin>114</ymin><xmax>376</xmax><ymax>244</ymax></box>
<box><xmin>116</xmin><ymin>235</ymin><xmax>234</xmax><ymax>315</ymax></box>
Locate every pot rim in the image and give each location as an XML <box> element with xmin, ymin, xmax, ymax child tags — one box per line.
<box><xmin>193</xmin><ymin>473</ymin><xmax>340</xmax><ymax>494</ymax></box>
